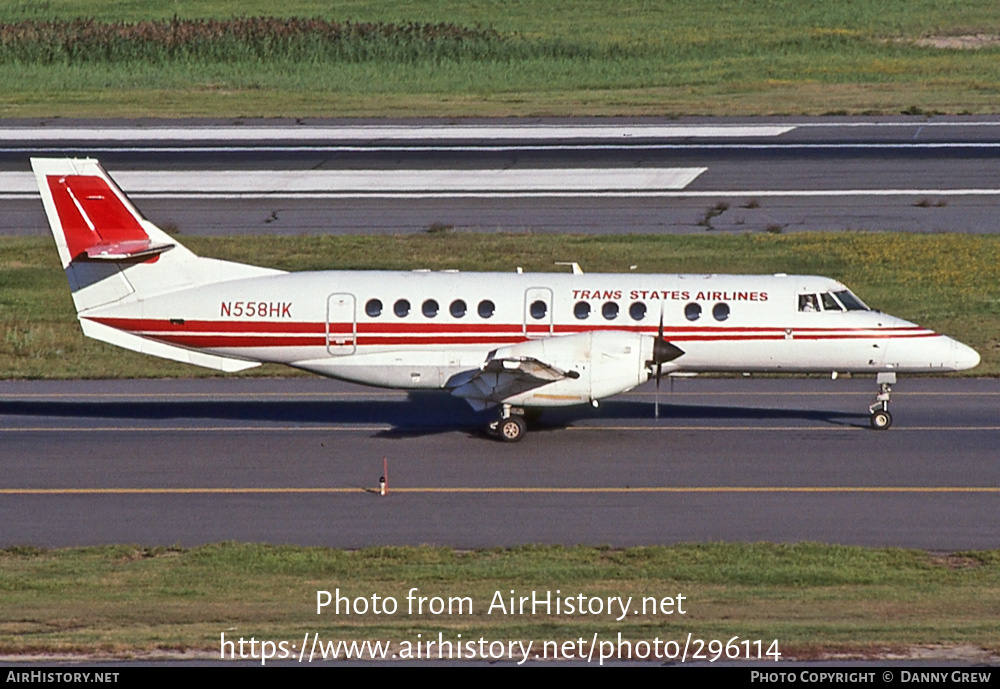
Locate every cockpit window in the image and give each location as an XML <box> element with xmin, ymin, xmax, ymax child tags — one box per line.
<box><xmin>821</xmin><ymin>293</ymin><xmax>843</xmax><ymax>312</ymax></box>
<box><xmin>834</xmin><ymin>290</ymin><xmax>868</xmax><ymax>311</ymax></box>
<box><xmin>800</xmin><ymin>290</ymin><xmax>869</xmax><ymax>313</ymax></box>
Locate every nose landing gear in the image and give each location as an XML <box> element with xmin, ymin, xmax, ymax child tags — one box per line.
<box><xmin>868</xmin><ymin>372</ymin><xmax>896</xmax><ymax>430</ymax></box>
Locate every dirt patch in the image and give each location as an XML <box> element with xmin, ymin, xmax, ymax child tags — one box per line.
<box><xmin>926</xmin><ymin>552</ymin><xmax>983</xmax><ymax>569</ymax></box>
<box><xmin>912</xmin><ymin>34</ymin><xmax>1000</xmax><ymax>50</ymax></box>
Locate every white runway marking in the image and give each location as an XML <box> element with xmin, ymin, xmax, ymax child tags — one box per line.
<box><xmin>0</xmin><ymin>125</ymin><xmax>795</xmax><ymax>141</ymax></box>
<box><xmin>5</xmin><ymin>169</ymin><xmax>1000</xmax><ymax>199</ymax></box>
<box><xmin>6</xmin><ymin>142</ymin><xmax>1000</xmax><ymax>155</ymax></box>
<box><xmin>791</xmin><ymin>121</ymin><xmax>1000</xmax><ymax>128</ymax></box>
<box><xmin>1</xmin><ymin>168</ymin><xmax>706</xmax><ymax>195</ymax></box>
<box><xmin>8</xmin><ymin>190</ymin><xmax>1000</xmax><ymax>199</ymax></box>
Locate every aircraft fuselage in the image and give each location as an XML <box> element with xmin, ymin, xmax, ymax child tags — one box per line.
<box><xmin>79</xmin><ymin>270</ymin><xmax>978</xmax><ymax>400</ymax></box>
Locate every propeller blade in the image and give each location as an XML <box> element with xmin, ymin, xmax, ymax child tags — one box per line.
<box><xmin>655</xmin><ymin>302</ymin><xmax>663</xmax><ymax>418</ymax></box>
<box><xmin>651</xmin><ymin>303</ymin><xmax>685</xmax><ymax>365</ymax></box>
<box><xmin>649</xmin><ymin>301</ymin><xmax>686</xmax><ymax>418</ymax></box>
<box><xmin>655</xmin><ymin>361</ymin><xmax>661</xmax><ymax>418</ymax></box>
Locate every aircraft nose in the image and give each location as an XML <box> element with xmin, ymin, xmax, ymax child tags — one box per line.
<box><xmin>953</xmin><ymin>339</ymin><xmax>981</xmax><ymax>371</ymax></box>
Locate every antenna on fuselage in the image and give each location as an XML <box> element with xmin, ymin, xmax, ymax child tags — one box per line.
<box><xmin>555</xmin><ymin>262</ymin><xmax>583</xmax><ymax>274</ymax></box>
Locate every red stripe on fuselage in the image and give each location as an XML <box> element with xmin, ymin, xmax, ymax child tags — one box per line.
<box><xmin>142</xmin><ymin>332</ymin><xmax>943</xmax><ymax>349</ymax></box>
<box><xmin>86</xmin><ymin>316</ymin><xmax>929</xmax><ymax>335</ymax></box>
<box><xmin>86</xmin><ymin>317</ymin><xmax>326</xmax><ymax>334</ymax></box>
<box><xmin>154</xmin><ymin>335</ymin><xmax>328</xmax><ymax>348</ymax></box>
<box><xmin>152</xmin><ymin>334</ymin><xmax>532</xmax><ymax>348</ymax></box>
<box><xmin>83</xmin><ymin>316</ymin><xmax>937</xmax><ymax>349</ymax></box>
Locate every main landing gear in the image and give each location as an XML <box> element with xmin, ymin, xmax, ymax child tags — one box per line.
<box><xmin>490</xmin><ymin>404</ymin><xmax>527</xmax><ymax>442</ymax></box>
<box><xmin>868</xmin><ymin>372</ymin><xmax>896</xmax><ymax>430</ymax></box>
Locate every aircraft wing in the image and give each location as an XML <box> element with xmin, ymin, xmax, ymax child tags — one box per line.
<box><xmin>446</xmin><ymin>356</ymin><xmax>579</xmax><ymax>411</ymax></box>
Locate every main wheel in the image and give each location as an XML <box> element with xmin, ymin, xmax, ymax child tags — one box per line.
<box><xmin>870</xmin><ymin>409</ymin><xmax>892</xmax><ymax>430</ymax></box>
<box><xmin>498</xmin><ymin>415</ymin><xmax>526</xmax><ymax>442</ymax></box>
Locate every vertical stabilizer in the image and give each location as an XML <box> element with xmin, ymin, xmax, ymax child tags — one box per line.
<box><xmin>31</xmin><ymin>158</ymin><xmax>281</xmax><ymax>314</ymax></box>
<box><xmin>31</xmin><ymin>158</ymin><xmax>282</xmax><ymax>372</ymax></box>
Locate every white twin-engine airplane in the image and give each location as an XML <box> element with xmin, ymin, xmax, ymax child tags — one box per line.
<box><xmin>32</xmin><ymin>158</ymin><xmax>980</xmax><ymax>441</ymax></box>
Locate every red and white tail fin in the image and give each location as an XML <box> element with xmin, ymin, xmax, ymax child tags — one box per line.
<box><xmin>33</xmin><ymin>158</ymin><xmax>182</xmax><ymax>271</ymax></box>
<box><xmin>31</xmin><ymin>158</ymin><xmax>283</xmax><ymax>372</ymax></box>
<box><xmin>32</xmin><ymin>158</ymin><xmax>280</xmax><ymax>314</ymax></box>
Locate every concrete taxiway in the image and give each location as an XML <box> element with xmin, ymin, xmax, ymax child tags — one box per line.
<box><xmin>1</xmin><ymin>376</ymin><xmax>996</xmax><ymax>550</ymax></box>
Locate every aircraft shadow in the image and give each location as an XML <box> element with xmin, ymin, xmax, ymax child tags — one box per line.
<box><xmin>0</xmin><ymin>391</ymin><xmax>869</xmax><ymax>439</ymax></box>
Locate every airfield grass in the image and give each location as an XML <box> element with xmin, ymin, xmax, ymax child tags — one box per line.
<box><xmin>1</xmin><ymin>0</ymin><xmax>999</xmax><ymax>117</ymax></box>
<box><xmin>1</xmin><ymin>232</ymin><xmax>998</xmax><ymax>380</ymax></box>
<box><xmin>1</xmin><ymin>543</ymin><xmax>998</xmax><ymax>658</ymax></box>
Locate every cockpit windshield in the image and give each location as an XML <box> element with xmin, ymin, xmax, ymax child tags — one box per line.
<box><xmin>798</xmin><ymin>290</ymin><xmax>869</xmax><ymax>313</ymax></box>
<box><xmin>821</xmin><ymin>293</ymin><xmax>842</xmax><ymax>311</ymax></box>
<box><xmin>833</xmin><ymin>290</ymin><xmax>868</xmax><ymax>311</ymax></box>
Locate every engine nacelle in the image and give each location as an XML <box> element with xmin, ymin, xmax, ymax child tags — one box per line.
<box><xmin>485</xmin><ymin>330</ymin><xmax>656</xmax><ymax>407</ymax></box>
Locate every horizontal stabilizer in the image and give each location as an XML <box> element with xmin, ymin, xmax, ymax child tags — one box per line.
<box><xmin>81</xmin><ymin>318</ymin><xmax>260</xmax><ymax>373</ymax></box>
<box><xmin>82</xmin><ymin>239</ymin><xmax>175</xmax><ymax>261</ymax></box>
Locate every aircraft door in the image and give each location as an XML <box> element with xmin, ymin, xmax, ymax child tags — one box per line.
<box><xmin>326</xmin><ymin>293</ymin><xmax>356</xmax><ymax>356</ymax></box>
<box><xmin>523</xmin><ymin>287</ymin><xmax>554</xmax><ymax>338</ymax></box>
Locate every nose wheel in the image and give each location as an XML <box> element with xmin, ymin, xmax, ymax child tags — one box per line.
<box><xmin>869</xmin><ymin>408</ymin><xmax>892</xmax><ymax>430</ymax></box>
<box><xmin>868</xmin><ymin>372</ymin><xmax>895</xmax><ymax>430</ymax></box>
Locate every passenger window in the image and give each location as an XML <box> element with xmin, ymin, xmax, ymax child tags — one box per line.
<box><xmin>530</xmin><ymin>300</ymin><xmax>547</xmax><ymax>320</ymax></box>
<box><xmin>602</xmin><ymin>302</ymin><xmax>619</xmax><ymax>321</ymax></box>
<box><xmin>684</xmin><ymin>303</ymin><xmax>702</xmax><ymax>321</ymax></box>
<box><xmin>422</xmin><ymin>299</ymin><xmax>439</xmax><ymax>318</ymax></box>
<box><xmin>478</xmin><ymin>299</ymin><xmax>495</xmax><ymax>319</ymax></box>
<box><xmin>450</xmin><ymin>299</ymin><xmax>467</xmax><ymax>318</ymax></box>
<box><xmin>574</xmin><ymin>301</ymin><xmax>591</xmax><ymax>320</ymax></box>
<box><xmin>393</xmin><ymin>299</ymin><xmax>410</xmax><ymax>317</ymax></box>
<box><xmin>365</xmin><ymin>299</ymin><xmax>382</xmax><ymax>317</ymax></box>
<box><xmin>629</xmin><ymin>302</ymin><xmax>647</xmax><ymax>321</ymax></box>
<box><xmin>713</xmin><ymin>302</ymin><xmax>730</xmax><ymax>321</ymax></box>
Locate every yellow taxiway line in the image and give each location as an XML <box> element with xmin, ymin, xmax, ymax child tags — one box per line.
<box><xmin>1</xmin><ymin>425</ymin><xmax>998</xmax><ymax>433</ymax></box>
<box><xmin>2</xmin><ymin>486</ymin><xmax>998</xmax><ymax>495</ymax></box>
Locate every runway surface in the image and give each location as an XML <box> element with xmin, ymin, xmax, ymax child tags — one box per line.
<box><xmin>3</xmin><ymin>116</ymin><xmax>1000</xmax><ymax>235</ymax></box>
<box><xmin>2</xmin><ymin>376</ymin><xmax>997</xmax><ymax>550</ymax></box>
